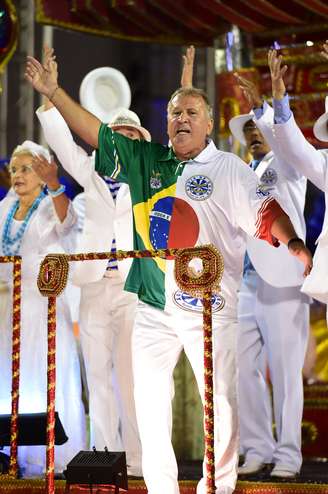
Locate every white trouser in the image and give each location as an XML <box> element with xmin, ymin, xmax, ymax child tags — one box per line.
<box><xmin>237</xmin><ymin>271</ymin><xmax>309</xmax><ymax>471</ymax></box>
<box><xmin>79</xmin><ymin>272</ymin><xmax>141</xmax><ymax>468</ymax></box>
<box><xmin>132</xmin><ymin>301</ymin><xmax>239</xmax><ymax>494</ymax></box>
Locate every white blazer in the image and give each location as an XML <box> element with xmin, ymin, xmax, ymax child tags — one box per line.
<box><xmin>263</xmin><ymin>109</ymin><xmax>328</xmax><ymax>302</ymax></box>
<box><xmin>36</xmin><ymin>106</ymin><xmax>133</xmax><ymax>286</ymax></box>
<box><xmin>246</xmin><ymin>104</ymin><xmax>307</xmax><ymax>288</ymax></box>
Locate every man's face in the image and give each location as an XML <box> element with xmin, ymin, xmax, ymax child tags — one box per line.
<box><xmin>112</xmin><ymin>125</ymin><xmax>142</xmax><ymax>141</ymax></box>
<box><xmin>167</xmin><ymin>94</ymin><xmax>213</xmax><ymax>161</ymax></box>
<box><xmin>243</xmin><ymin>120</ymin><xmax>271</xmax><ymax>159</ymax></box>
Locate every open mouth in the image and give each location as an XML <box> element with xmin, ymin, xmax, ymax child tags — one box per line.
<box><xmin>176</xmin><ymin>128</ymin><xmax>191</xmax><ymax>135</ymax></box>
<box><xmin>250</xmin><ymin>139</ymin><xmax>262</xmax><ymax>146</ymax></box>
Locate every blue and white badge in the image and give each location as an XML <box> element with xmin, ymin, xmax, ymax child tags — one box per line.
<box><xmin>185</xmin><ymin>175</ymin><xmax>213</xmax><ymax>201</ymax></box>
<box><xmin>150</xmin><ymin>173</ymin><xmax>162</xmax><ymax>189</ymax></box>
<box><xmin>256</xmin><ymin>184</ymin><xmax>271</xmax><ymax>198</ymax></box>
<box><xmin>173</xmin><ymin>289</ymin><xmax>225</xmax><ymax>313</ymax></box>
<box><xmin>261</xmin><ymin>167</ymin><xmax>278</xmax><ymax>186</ymax></box>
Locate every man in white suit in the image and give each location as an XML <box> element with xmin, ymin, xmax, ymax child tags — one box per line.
<box><xmin>37</xmin><ymin>101</ymin><xmax>150</xmax><ymax>477</ymax></box>
<box><xmin>229</xmin><ymin>83</ymin><xmax>310</xmax><ymax>478</ymax></box>
<box><xmin>260</xmin><ymin>46</ymin><xmax>328</xmax><ymax>314</ymax></box>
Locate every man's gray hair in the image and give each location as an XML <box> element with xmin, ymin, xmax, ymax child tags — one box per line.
<box><xmin>167</xmin><ymin>87</ymin><xmax>213</xmax><ymax>120</ymax></box>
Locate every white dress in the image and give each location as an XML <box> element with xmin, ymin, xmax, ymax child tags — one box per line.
<box><xmin>0</xmin><ymin>194</ymin><xmax>86</xmax><ymax>477</ymax></box>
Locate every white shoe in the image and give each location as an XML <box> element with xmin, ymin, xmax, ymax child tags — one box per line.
<box><xmin>238</xmin><ymin>460</ymin><xmax>265</xmax><ymax>475</ymax></box>
<box><xmin>270</xmin><ymin>465</ymin><xmax>297</xmax><ymax>478</ymax></box>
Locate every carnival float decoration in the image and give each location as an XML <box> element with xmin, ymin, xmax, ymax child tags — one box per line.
<box><xmin>0</xmin><ymin>246</ymin><xmax>225</xmax><ymax>494</ymax></box>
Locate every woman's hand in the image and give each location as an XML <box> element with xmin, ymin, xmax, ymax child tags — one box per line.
<box><xmin>31</xmin><ymin>155</ymin><xmax>60</xmax><ymax>190</ymax></box>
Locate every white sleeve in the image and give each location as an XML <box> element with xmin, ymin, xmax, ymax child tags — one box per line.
<box><xmin>255</xmin><ymin>102</ymin><xmax>303</xmax><ymax>182</ymax></box>
<box><xmin>36</xmin><ymin>105</ymin><xmax>94</xmax><ymax>187</ymax></box>
<box><xmin>72</xmin><ymin>193</ymin><xmax>86</xmax><ymax>233</ymax></box>
<box><xmin>37</xmin><ymin>196</ymin><xmax>77</xmax><ymax>252</ymax></box>
<box><xmin>258</xmin><ymin>109</ymin><xmax>327</xmax><ymax>191</ymax></box>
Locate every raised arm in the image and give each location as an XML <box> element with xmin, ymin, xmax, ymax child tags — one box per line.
<box><xmin>234</xmin><ymin>72</ymin><xmax>302</xmax><ymax>182</ymax></box>
<box><xmin>25</xmin><ymin>53</ymin><xmax>101</xmax><ymax>148</ymax></box>
<box><xmin>234</xmin><ymin>73</ymin><xmax>263</xmax><ymax>109</ymax></box>
<box><xmin>180</xmin><ymin>45</ymin><xmax>195</xmax><ymax>88</ymax></box>
<box><xmin>266</xmin><ymin>49</ymin><xmax>327</xmax><ymax>190</ymax></box>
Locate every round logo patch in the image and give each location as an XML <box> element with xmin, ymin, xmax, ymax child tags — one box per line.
<box><xmin>185</xmin><ymin>175</ymin><xmax>213</xmax><ymax>201</ymax></box>
<box><xmin>173</xmin><ymin>289</ymin><xmax>225</xmax><ymax>313</ymax></box>
<box><xmin>149</xmin><ymin>196</ymin><xmax>199</xmax><ymax>251</ymax></box>
<box><xmin>261</xmin><ymin>167</ymin><xmax>278</xmax><ymax>186</ymax></box>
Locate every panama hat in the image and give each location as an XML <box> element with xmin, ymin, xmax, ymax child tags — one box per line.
<box><xmin>228</xmin><ymin>112</ymin><xmax>255</xmax><ymax>146</ymax></box>
<box><xmin>79</xmin><ymin>67</ymin><xmax>131</xmax><ymax>122</ymax></box>
<box><xmin>313</xmin><ymin>96</ymin><xmax>328</xmax><ymax>142</ymax></box>
<box><xmin>108</xmin><ymin>107</ymin><xmax>151</xmax><ymax>142</ymax></box>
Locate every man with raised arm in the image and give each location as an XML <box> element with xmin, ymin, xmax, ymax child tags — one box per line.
<box><xmin>229</xmin><ymin>74</ymin><xmax>310</xmax><ymax>479</ymax></box>
<box><xmin>26</xmin><ymin>53</ymin><xmax>312</xmax><ymax>494</ymax></box>
<box><xmin>256</xmin><ymin>45</ymin><xmax>328</xmax><ymax>312</ymax></box>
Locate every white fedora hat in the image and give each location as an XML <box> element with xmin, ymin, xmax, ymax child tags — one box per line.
<box><xmin>79</xmin><ymin>67</ymin><xmax>131</xmax><ymax>122</ymax></box>
<box><xmin>313</xmin><ymin>96</ymin><xmax>328</xmax><ymax>142</ymax></box>
<box><xmin>108</xmin><ymin>107</ymin><xmax>151</xmax><ymax>142</ymax></box>
<box><xmin>228</xmin><ymin>112</ymin><xmax>255</xmax><ymax>146</ymax></box>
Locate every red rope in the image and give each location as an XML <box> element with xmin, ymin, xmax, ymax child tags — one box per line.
<box><xmin>0</xmin><ymin>256</ymin><xmax>22</xmax><ymax>479</ymax></box>
<box><xmin>46</xmin><ymin>296</ymin><xmax>56</xmax><ymax>494</ymax></box>
<box><xmin>36</xmin><ymin>245</ymin><xmax>224</xmax><ymax>494</ymax></box>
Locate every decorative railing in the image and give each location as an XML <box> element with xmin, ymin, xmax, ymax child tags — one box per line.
<box><xmin>3</xmin><ymin>245</ymin><xmax>224</xmax><ymax>494</ymax></box>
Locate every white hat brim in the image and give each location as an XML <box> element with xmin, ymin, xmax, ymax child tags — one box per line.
<box><xmin>313</xmin><ymin>112</ymin><xmax>328</xmax><ymax>142</ymax></box>
<box><xmin>111</xmin><ymin>122</ymin><xmax>151</xmax><ymax>142</ymax></box>
<box><xmin>228</xmin><ymin>113</ymin><xmax>254</xmax><ymax>146</ymax></box>
<box><xmin>79</xmin><ymin>67</ymin><xmax>131</xmax><ymax>122</ymax></box>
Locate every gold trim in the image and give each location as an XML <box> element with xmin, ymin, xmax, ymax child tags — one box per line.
<box><xmin>0</xmin><ymin>0</ymin><xmax>18</xmax><ymax>76</ymax></box>
<box><xmin>253</xmin><ymin>22</ymin><xmax>328</xmax><ymax>38</ymax></box>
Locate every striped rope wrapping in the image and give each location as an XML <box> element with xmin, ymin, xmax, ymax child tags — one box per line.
<box><xmin>35</xmin><ymin>245</ymin><xmax>223</xmax><ymax>494</ymax></box>
<box><xmin>0</xmin><ymin>256</ymin><xmax>22</xmax><ymax>479</ymax></box>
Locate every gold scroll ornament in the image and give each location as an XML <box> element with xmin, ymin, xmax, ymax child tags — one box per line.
<box><xmin>37</xmin><ymin>254</ymin><xmax>69</xmax><ymax>297</ymax></box>
<box><xmin>174</xmin><ymin>244</ymin><xmax>224</xmax><ymax>297</ymax></box>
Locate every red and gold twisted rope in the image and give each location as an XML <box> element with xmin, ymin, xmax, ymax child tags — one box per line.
<box><xmin>174</xmin><ymin>245</ymin><xmax>224</xmax><ymax>494</ymax></box>
<box><xmin>37</xmin><ymin>246</ymin><xmax>223</xmax><ymax>494</ymax></box>
<box><xmin>0</xmin><ymin>256</ymin><xmax>22</xmax><ymax>479</ymax></box>
<box><xmin>203</xmin><ymin>290</ymin><xmax>215</xmax><ymax>493</ymax></box>
<box><xmin>46</xmin><ymin>296</ymin><xmax>56</xmax><ymax>494</ymax></box>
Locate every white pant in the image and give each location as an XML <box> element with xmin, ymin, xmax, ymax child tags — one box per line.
<box><xmin>237</xmin><ymin>271</ymin><xmax>309</xmax><ymax>471</ymax></box>
<box><xmin>79</xmin><ymin>272</ymin><xmax>141</xmax><ymax>468</ymax></box>
<box><xmin>132</xmin><ymin>301</ymin><xmax>239</xmax><ymax>494</ymax></box>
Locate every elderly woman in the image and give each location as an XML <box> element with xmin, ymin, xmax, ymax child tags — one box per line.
<box><xmin>0</xmin><ymin>141</ymin><xmax>85</xmax><ymax>477</ymax></box>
